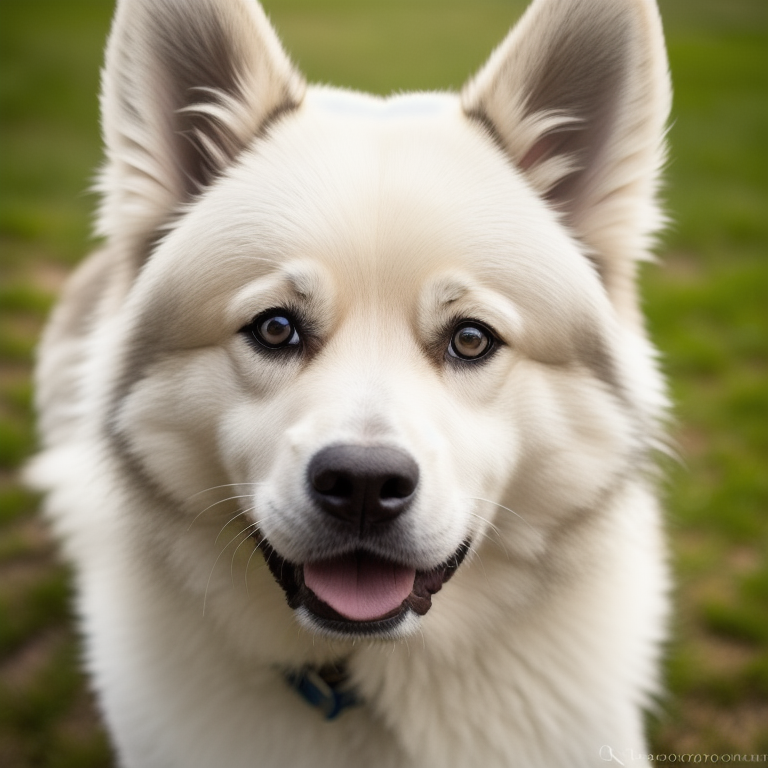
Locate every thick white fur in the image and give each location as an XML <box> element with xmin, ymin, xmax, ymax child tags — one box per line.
<box><xmin>29</xmin><ymin>0</ymin><xmax>672</xmax><ymax>766</ymax></box>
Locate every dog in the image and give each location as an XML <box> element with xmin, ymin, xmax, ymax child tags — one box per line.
<box><xmin>28</xmin><ymin>0</ymin><xmax>672</xmax><ymax>765</ymax></box>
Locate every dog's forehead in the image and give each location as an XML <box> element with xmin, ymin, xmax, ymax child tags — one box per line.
<box><xmin>134</xmin><ymin>87</ymin><xmax>610</xmax><ymax>345</ymax></box>
<box><xmin>242</xmin><ymin>88</ymin><xmax>579</xmax><ymax>284</ymax></box>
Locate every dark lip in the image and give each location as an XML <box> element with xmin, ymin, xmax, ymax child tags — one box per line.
<box><xmin>253</xmin><ymin>535</ymin><xmax>471</xmax><ymax>636</ymax></box>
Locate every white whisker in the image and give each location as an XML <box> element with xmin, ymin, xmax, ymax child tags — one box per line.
<box><xmin>244</xmin><ymin>536</ymin><xmax>267</xmax><ymax>596</ymax></box>
<box><xmin>203</xmin><ymin>525</ymin><xmax>257</xmax><ymax>616</ymax></box>
<box><xmin>187</xmin><ymin>482</ymin><xmax>264</xmax><ymax>501</ymax></box>
<box><xmin>472</xmin><ymin>549</ymin><xmax>489</xmax><ymax>583</ymax></box>
<box><xmin>214</xmin><ymin>510</ymin><xmax>250</xmax><ymax>543</ymax></box>
<box><xmin>230</xmin><ymin>520</ymin><xmax>261</xmax><ymax>583</ymax></box>
<box><xmin>466</xmin><ymin>496</ymin><xmax>535</xmax><ymax>532</ymax></box>
<box><xmin>467</xmin><ymin>510</ymin><xmax>509</xmax><ymax>559</ymax></box>
<box><xmin>186</xmin><ymin>494</ymin><xmax>255</xmax><ymax>532</ymax></box>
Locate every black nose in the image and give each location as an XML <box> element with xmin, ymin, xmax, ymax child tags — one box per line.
<box><xmin>307</xmin><ymin>445</ymin><xmax>419</xmax><ymax>530</ymax></box>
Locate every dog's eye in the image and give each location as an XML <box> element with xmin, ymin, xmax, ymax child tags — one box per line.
<box><xmin>448</xmin><ymin>322</ymin><xmax>494</xmax><ymax>361</ymax></box>
<box><xmin>245</xmin><ymin>310</ymin><xmax>300</xmax><ymax>349</ymax></box>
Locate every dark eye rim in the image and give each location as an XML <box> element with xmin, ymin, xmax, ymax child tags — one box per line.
<box><xmin>240</xmin><ymin>308</ymin><xmax>302</xmax><ymax>351</ymax></box>
<box><xmin>446</xmin><ymin>319</ymin><xmax>498</xmax><ymax>362</ymax></box>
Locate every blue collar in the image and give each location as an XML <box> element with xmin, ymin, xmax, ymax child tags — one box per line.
<box><xmin>284</xmin><ymin>664</ymin><xmax>360</xmax><ymax>720</ymax></box>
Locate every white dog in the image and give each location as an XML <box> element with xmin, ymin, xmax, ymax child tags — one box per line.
<box><xmin>29</xmin><ymin>0</ymin><xmax>672</xmax><ymax>765</ymax></box>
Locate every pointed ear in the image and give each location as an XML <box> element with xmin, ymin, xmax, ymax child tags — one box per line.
<box><xmin>462</xmin><ymin>0</ymin><xmax>671</xmax><ymax>316</ymax></box>
<box><xmin>97</xmin><ymin>0</ymin><xmax>304</xmax><ymax>247</ymax></box>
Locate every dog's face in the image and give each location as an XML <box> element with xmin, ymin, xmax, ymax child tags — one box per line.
<box><xmin>98</xmin><ymin>0</ymin><xmax>669</xmax><ymax>640</ymax></box>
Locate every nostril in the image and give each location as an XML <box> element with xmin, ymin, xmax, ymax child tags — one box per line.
<box><xmin>380</xmin><ymin>476</ymin><xmax>416</xmax><ymax>500</ymax></box>
<box><xmin>313</xmin><ymin>470</ymin><xmax>354</xmax><ymax>498</ymax></box>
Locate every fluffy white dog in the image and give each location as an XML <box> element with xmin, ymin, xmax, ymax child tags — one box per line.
<box><xmin>30</xmin><ymin>0</ymin><xmax>672</xmax><ymax>765</ymax></box>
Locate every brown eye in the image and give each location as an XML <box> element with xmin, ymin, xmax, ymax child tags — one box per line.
<box><xmin>448</xmin><ymin>322</ymin><xmax>493</xmax><ymax>361</ymax></box>
<box><xmin>246</xmin><ymin>310</ymin><xmax>300</xmax><ymax>349</ymax></box>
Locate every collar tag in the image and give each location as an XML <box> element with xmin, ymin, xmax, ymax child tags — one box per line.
<box><xmin>284</xmin><ymin>666</ymin><xmax>360</xmax><ymax>720</ymax></box>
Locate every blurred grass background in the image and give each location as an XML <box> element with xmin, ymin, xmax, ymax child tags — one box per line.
<box><xmin>0</xmin><ymin>0</ymin><xmax>766</xmax><ymax>764</ymax></box>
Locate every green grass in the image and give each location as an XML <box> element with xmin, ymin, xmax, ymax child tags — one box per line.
<box><xmin>1</xmin><ymin>0</ymin><xmax>767</xmax><ymax>764</ymax></box>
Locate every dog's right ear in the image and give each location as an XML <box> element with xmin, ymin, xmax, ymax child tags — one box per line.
<box><xmin>97</xmin><ymin>0</ymin><xmax>304</xmax><ymax>251</ymax></box>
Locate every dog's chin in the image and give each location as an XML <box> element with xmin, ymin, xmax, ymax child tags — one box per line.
<box><xmin>254</xmin><ymin>535</ymin><xmax>470</xmax><ymax>639</ymax></box>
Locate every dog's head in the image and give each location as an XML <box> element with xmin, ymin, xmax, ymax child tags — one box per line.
<box><xmin>100</xmin><ymin>0</ymin><xmax>670</xmax><ymax>640</ymax></box>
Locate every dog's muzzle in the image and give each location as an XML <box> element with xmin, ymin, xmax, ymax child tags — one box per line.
<box><xmin>253</xmin><ymin>444</ymin><xmax>470</xmax><ymax>636</ymax></box>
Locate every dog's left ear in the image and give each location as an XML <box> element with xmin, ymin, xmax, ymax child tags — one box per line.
<box><xmin>462</xmin><ymin>0</ymin><xmax>671</xmax><ymax>320</ymax></box>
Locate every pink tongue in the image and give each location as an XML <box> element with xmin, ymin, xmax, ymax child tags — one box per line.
<box><xmin>304</xmin><ymin>553</ymin><xmax>416</xmax><ymax>621</ymax></box>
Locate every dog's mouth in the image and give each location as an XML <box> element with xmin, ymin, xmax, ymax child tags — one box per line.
<box><xmin>254</xmin><ymin>535</ymin><xmax>470</xmax><ymax>635</ymax></box>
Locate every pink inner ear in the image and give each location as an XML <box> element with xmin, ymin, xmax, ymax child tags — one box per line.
<box><xmin>518</xmin><ymin>130</ymin><xmax>571</xmax><ymax>173</ymax></box>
